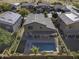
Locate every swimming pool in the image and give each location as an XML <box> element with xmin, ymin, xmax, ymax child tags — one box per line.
<box><xmin>32</xmin><ymin>42</ymin><xmax>56</xmax><ymax>51</ymax></box>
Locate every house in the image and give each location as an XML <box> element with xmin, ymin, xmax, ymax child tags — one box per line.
<box><xmin>53</xmin><ymin>4</ymin><xmax>63</xmax><ymax>12</ymax></box>
<box><xmin>22</xmin><ymin>14</ymin><xmax>58</xmax><ymax>53</ymax></box>
<box><xmin>0</xmin><ymin>11</ymin><xmax>22</xmax><ymax>32</ymax></box>
<box><xmin>57</xmin><ymin>12</ymin><xmax>79</xmax><ymax>51</ymax></box>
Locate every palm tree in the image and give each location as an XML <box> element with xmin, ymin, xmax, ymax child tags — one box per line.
<box><xmin>31</xmin><ymin>46</ymin><xmax>39</xmax><ymax>55</ymax></box>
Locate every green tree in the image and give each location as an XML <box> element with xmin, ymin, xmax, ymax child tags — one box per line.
<box><xmin>31</xmin><ymin>46</ymin><xmax>39</xmax><ymax>55</ymax></box>
<box><xmin>0</xmin><ymin>28</ymin><xmax>12</xmax><ymax>45</ymax></box>
<box><xmin>0</xmin><ymin>3</ymin><xmax>12</xmax><ymax>11</ymax></box>
<box><xmin>18</xmin><ymin>8</ymin><xmax>29</xmax><ymax>17</ymax></box>
<box><xmin>17</xmin><ymin>8</ymin><xmax>30</xmax><ymax>26</ymax></box>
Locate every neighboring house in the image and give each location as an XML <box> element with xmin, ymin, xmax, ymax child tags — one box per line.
<box><xmin>21</xmin><ymin>3</ymin><xmax>35</xmax><ymax>9</ymax></box>
<box><xmin>57</xmin><ymin>12</ymin><xmax>79</xmax><ymax>51</ymax></box>
<box><xmin>22</xmin><ymin>14</ymin><xmax>58</xmax><ymax>53</ymax></box>
<box><xmin>0</xmin><ymin>11</ymin><xmax>22</xmax><ymax>32</ymax></box>
<box><xmin>21</xmin><ymin>2</ymin><xmax>53</xmax><ymax>13</ymax></box>
<box><xmin>66</xmin><ymin>5</ymin><xmax>79</xmax><ymax>15</ymax></box>
<box><xmin>54</xmin><ymin>5</ymin><xmax>70</xmax><ymax>12</ymax></box>
<box><xmin>11</xmin><ymin>3</ymin><xmax>21</xmax><ymax>10</ymax></box>
<box><xmin>34</xmin><ymin>3</ymin><xmax>53</xmax><ymax>13</ymax></box>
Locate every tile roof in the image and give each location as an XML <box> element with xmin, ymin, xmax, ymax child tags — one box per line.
<box><xmin>24</xmin><ymin>13</ymin><xmax>56</xmax><ymax>29</ymax></box>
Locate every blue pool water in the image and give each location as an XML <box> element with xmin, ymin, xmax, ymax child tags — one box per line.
<box><xmin>32</xmin><ymin>43</ymin><xmax>56</xmax><ymax>51</ymax></box>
